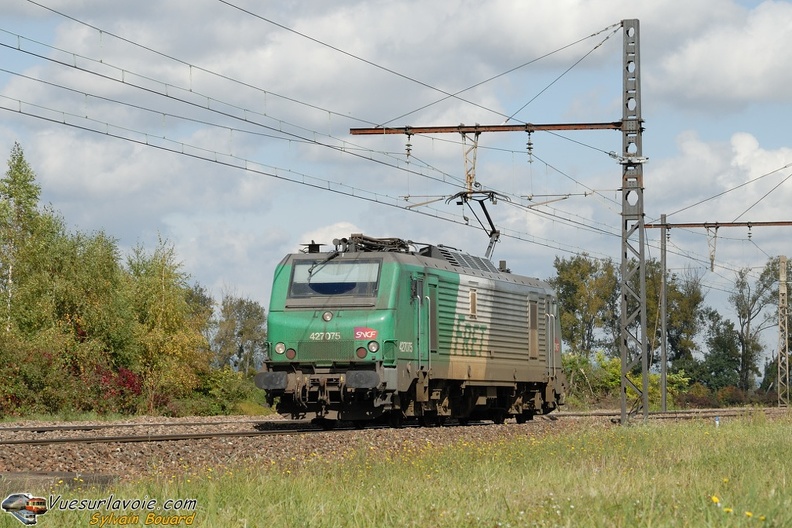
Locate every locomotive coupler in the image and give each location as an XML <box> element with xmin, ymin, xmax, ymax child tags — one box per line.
<box><xmin>318</xmin><ymin>376</ymin><xmax>329</xmax><ymax>404</ymax></box>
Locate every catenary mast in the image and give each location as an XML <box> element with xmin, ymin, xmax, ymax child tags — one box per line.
<box><xmin>352</xmin><ymin>20</ymin><xmax>648</xmax><ymax>423</ymax></box>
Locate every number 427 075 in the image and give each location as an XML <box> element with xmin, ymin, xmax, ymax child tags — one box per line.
<box><xmin>309</xmin><ymin>332</ymin><xmax>341</xmax><ymax>341</ymax></box>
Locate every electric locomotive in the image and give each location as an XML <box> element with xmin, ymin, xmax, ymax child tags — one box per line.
<box><xmin>255</xmin><ymin>233</ymin><xmax>566</xmax><ymax>428</ymax></box>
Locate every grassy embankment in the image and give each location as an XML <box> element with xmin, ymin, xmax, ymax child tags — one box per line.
<box><xmin>8</xmin><ymin>412</ymin><xmax>791</xmax><ymax>528</ymax></box>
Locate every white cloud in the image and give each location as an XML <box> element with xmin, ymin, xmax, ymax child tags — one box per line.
<box><xmin>653</xmin><ymin>1</ymin><xmax>792</xmax><ymax>107</ymax></box>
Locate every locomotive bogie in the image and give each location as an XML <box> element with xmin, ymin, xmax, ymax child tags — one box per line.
<box><xmin>256</xmin><ymin>234</ymin><xmax>566</xmax><ymax>426</ymax></box>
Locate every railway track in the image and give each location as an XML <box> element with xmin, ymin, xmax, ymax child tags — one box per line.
<box><xmin>0</xmin><ymin>427</ymin><xmax>320</xmax><ymax>446</ymax></box>
<box><xmin>0</xmin><ymin>419</ymin><xmax>497</xmax><ymax>447</ymax></box>
<box><xmin>559</xmin><ymin>406</ymin><xmax>786</xmax><ymax>421</ymax></box>
<box><xmin>0</xmin><ymin>417</ymin><xmax>318</xmax><ymax>447</ymax></box>
<box><xmin>0</xmin><ymin>418</ymin><xmax>269</xmax><ymax>434</ymax></box>
<box><xmin>0</xmin><ymin>407</ymin><xmax>783</xmax><ymax>447</ymax></box>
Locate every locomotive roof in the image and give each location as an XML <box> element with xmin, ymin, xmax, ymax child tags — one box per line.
<box><xmin>298</xmin><ymin>233</ymin><xmax>548</xmax><ymax>288</ymax></box>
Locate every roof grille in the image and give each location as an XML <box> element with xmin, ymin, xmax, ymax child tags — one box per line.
<box><xmin>433</xmin><ymin>246</ymin><xmax>499</xmax><ymax>273</ymax></box>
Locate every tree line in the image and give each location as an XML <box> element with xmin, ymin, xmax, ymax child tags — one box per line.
<box><xmin>550</xmin><ymin>252</ymin><xmax>786</xmax><ymax>407</ymax></box>
<box><xmin>0</xmin><ymin>143</ymin><xmax>267</xmax><ymax>417</ymax></box>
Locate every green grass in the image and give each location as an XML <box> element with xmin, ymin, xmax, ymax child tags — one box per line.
<box><xmin>5</xmin><ymin>413</ymin><xmax>791</xmax><ymax>527</ymax></box>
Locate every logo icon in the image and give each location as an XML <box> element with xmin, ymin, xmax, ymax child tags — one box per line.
<box><xmin>354</xmin><ymin>327</ymin><xmax>378</xmax><ymax>339</ymax></box>
<box><xmin>2</xmin><ymin>493</ymin><xmax>48</xmax><ymax>525</ymax></box>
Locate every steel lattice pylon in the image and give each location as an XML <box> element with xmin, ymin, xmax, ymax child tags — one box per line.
<box><xmin>779</xmin><ymin>255</ymin><xmax>789</xmax><ymax>407</ymax></box>
<box><xmin>619</xmin><ymin>20</ymin><xmax>649</xmax><ymax>424</ymax></box>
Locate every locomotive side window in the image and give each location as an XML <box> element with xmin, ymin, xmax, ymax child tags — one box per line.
<box><xmin>289</xmin><ymin>260</ymin><xmax>381</xmax><ymax>297</ymax></box>
<box><xmin>469</xmin><ymin>289</ymin><xmax>478</xmax><ymax>318</ymax></box>
<box><xmin>529</xmin><ymin>300</ymin><xmax>539</xmax><ymax>359</ymax></box>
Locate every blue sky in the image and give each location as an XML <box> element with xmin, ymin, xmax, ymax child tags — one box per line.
<box><xmin>1</xmin><ymin>1</ymin><xmax>791</xmax><ymax>356</ymax></box>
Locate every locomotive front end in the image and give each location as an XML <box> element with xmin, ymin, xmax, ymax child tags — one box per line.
<box><xmin>255</xmin><ymin>250</ymin><xmax>397</xmax><ymax>426</ymax></box>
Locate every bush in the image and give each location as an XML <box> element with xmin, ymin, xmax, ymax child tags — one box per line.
<box><xmin>716</xmin><ymin>385</ymin><xmax>746</xmax><ymax>406</ymax></box>
<box><xmin>194</xmin><ymin>367</ymin><xmax>263</xmax><ymax>415</ymax></box>
<box><xmin>562</xmin><ymin>352</ymin><xmax>625</xmax><ymax>407</ymax></box>
<box><xmin>676</xmin><ymin>382</ymin><xmax>717</xmax><ymax>408</ymax></box>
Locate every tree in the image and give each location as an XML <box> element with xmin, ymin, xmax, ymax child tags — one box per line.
<box><xmin>549</xmin><ymin>254</ymin><xmax>618</xmax><ymax>357</ymax></box>
<box><xmin>126</xmin><ymin>238</ymin><xmax>211</xmax><ymax>411</ymax></box>
<box><xmin>212</xmin><ymin>293</ymin><xmax>267</xmax><ymax>375</ymax></box>
<box><xmin>613</xmin><ymin>259</ymin><xmax>708</xmax><ymax>370</ymax></box>
<box><xmin>664</xmin><ymin>268</ymin><xmax>707</xmax><ymax>371</ymax></box>
<box><xmin>0</xmin><ymin>144</ymin><xmax>144</xmax><ymax>414</ymax></box>
<box><xmin>186</xmin><ymin>282</ymin><xmax>216</xmax><ymax>349</ymax></box>
<box><xmin>699</xmin><ymin>308</ymin><xmax>741</xmax><ymax>391</ymax></box>
<box><xmin>729</xmin><ymin>258</ymin><xmax>779</xmax><ymax>391</ymax></box>
<box><xmin>0</xmin><ymin>142</ymin><xmax>41</xmax><ymax>332</ymax></box>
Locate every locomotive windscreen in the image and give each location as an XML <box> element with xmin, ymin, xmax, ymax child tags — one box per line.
<box><xmin>289</xmin><ymin>259</ymin><xmax>381</xmax><ymax>297</ymax></box>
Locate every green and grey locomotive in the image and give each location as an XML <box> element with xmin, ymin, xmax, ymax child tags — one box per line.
<box><xmin>255</xmin><ymin>233</ymin><xmax>566</xmax><ymax>428</ymax></box>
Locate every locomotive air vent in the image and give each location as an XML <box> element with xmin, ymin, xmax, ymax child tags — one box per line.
<box><xmin>430</xmin><ymin>245</ymin><xmax>500</xmax><ymax>273</ymax></box>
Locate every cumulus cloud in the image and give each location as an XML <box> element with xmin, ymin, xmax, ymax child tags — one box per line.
<box><xmin>652</xmin><ymin>1</ymin><xmax>792</xmax><ymax>108</ymax></box>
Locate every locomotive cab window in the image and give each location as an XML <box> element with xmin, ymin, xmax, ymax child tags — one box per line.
<box><xmin>289</xmin><ymin>260</ymin><xmax>381</xmax><ymax>298</ymax></box>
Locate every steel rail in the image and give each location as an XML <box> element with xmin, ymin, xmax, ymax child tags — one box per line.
<box><xmin>0</xmin><ymin>427</ymin><xmax>321</xmax><ymax>447</ymax></box>
<box><xmin>0</xmin><ymin>418</ymin><xmax>271</xmax><ymax>434</ymax></box>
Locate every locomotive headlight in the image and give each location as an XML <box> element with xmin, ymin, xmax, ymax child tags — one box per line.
<box><xmin>367</xmin><ymin>341</ymin><xmax>380</xmax><ymax>353</ymax></box>
<box><xmin>274</xmin><ymin>342</ymin><xmax>286</xmax><ymax>355</ymax></box>
<box><xmin>322</xmin><ymin>311</ymin><xmax>333</xmax><ymax>322</ymax></box>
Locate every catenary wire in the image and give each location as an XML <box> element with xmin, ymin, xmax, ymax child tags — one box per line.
<box><xmin>0</xmin><ymin>25</ymin><xmax>625</xmax><ymax>239</ymax></box>
<box><xmin>24</xmin><ymin>0</ymin><xmax>378</xmax><ymax>128</ymax></box>
<box><xmin>23</xmin><ymin>0</ymin><xmax>624</xmax><ymax>168</ymax></box>
<box><xmin>3</xmin><ymin>13</ymin><xmax>626</xmax><ymax>223</ymax></box>
<box><xmin>380</xmin><ymin>22</ymin><xmax>622</xmax><ymax>126</ymax></box>
<box><xmin>216</xmin><ymin>0</ymin><xmax>517</xmax><ymax>123</ymax></box>
<box><xmin>0</xmin><ymin>32</ymin><xmax>471</xmax><ymax>190</ymax></box>
<box><xmin>504</xmin><ymin>25</ymin><xmax>621</xmax><ymax>123</ymax></box>
<box><xmin>0</xmin><ymin>96</ymin><xmax>613</xmax><ymax>261</ymax></box>
<box><xmin>732</xmin><ymin>170</ymin><xmax>792</xmax><ymax>222</ymax></box>
<box><xmin>651</xmin><ymin>162</ymin><xmax>792</xmax><ymax>222</ymax></box>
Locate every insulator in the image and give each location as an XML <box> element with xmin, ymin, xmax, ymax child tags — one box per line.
<box><xmin>526</xmin><ymin>132</ymin><xmax>534</xmax><ymax>164</ymax></box>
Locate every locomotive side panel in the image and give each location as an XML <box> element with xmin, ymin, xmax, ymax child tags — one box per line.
<box><xmin>431</xmin><ymin>272</ymin><xmax>554</xmax><ymax>384</ymax></box>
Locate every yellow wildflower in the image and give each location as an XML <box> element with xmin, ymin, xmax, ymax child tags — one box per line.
<box><xmin>711</xmin><ymin>496</ymin><xmax>720</xmax><ymax>505</ymax></box>
<box><xmin>745</xmin><ymin>512</ymin><xmax>753</xmax><ymax>518</ymax></box>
